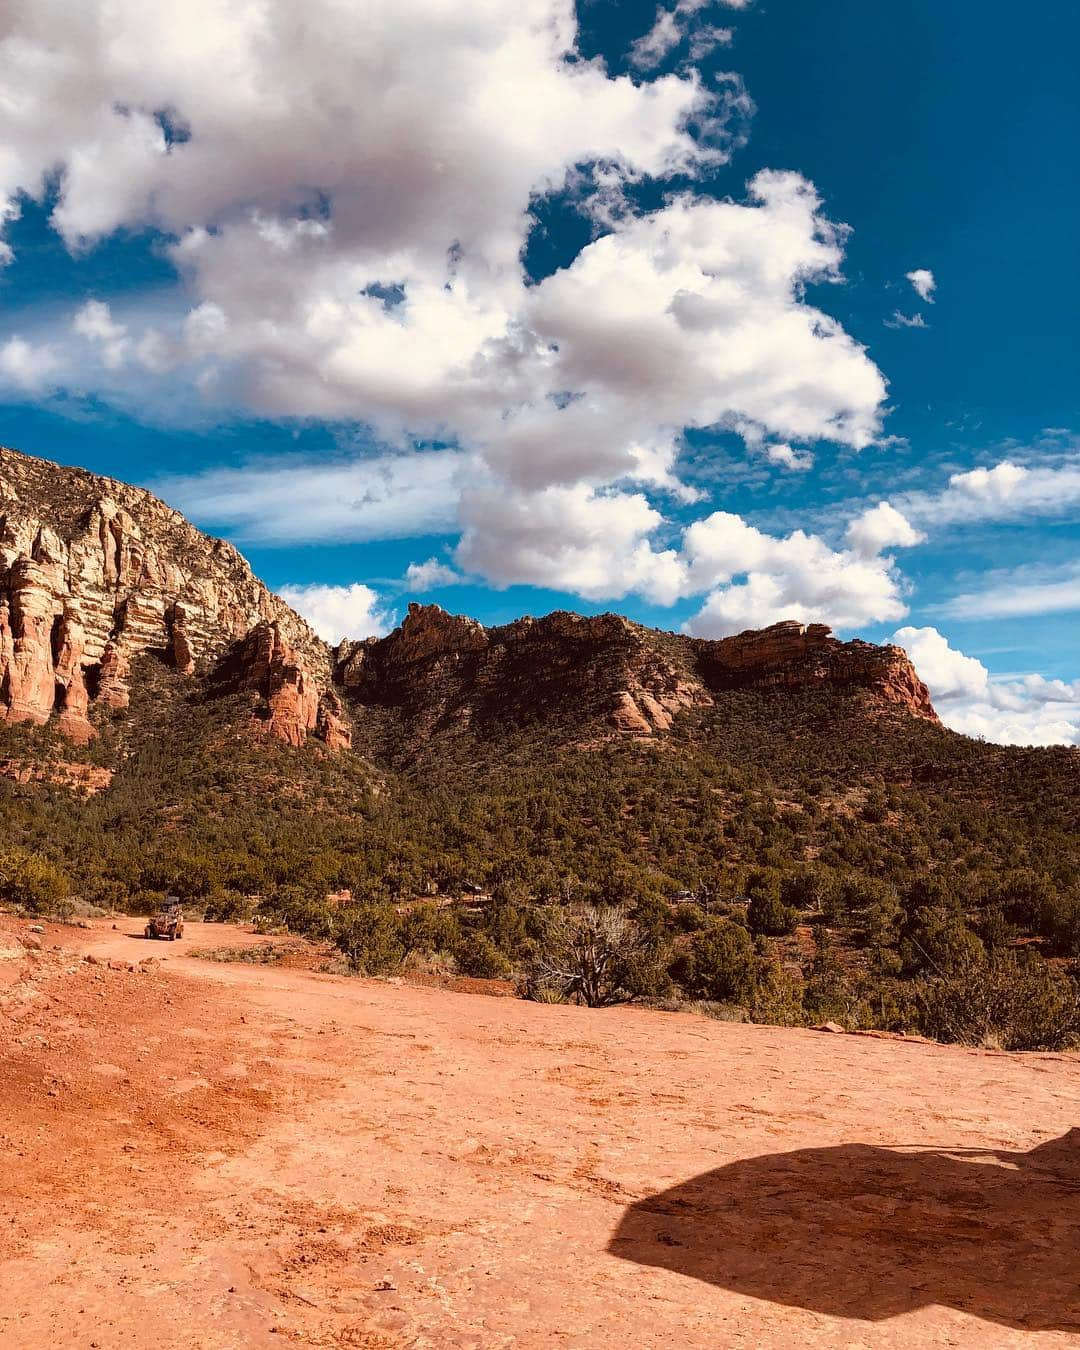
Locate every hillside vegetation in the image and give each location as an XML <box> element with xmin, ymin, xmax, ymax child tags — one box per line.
<box><xmin>2</xmin><ymin>651</ymin><xmax>1077</xmax><ymax>1050</ymax></box>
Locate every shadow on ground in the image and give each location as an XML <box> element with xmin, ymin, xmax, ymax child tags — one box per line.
<box><xmin>610</xmin><ymin>1129</ymin><xmax>1080</xmax><ymax>1332</ymax></box>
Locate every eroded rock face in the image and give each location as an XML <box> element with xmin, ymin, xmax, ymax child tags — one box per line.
<box><xmin>217</xmin><ymin>622</ymin><xmax>348</xmax><ymax>751</ymax></box>
<box><xmin>336</xmin><ymin>604</ymin><xmax>706</xmax><ymax>740</ymax></box>
<box><xmin>334</xmin><ymin>606</ymin><xmax>937</xmax><ymax>741</ymax></box>
<box><xmin>693</xmin><ymin>620</ymin><xmax>938</xmax><ymax>721</ymax></box>
<box><xmin>316</xmin><ymin>689</ymin><xmax>352</xmax><ymax>752</ymax></box>
<box><xmin>0</xmin><ymin>446</ymin><xmax>331</xmax><ymax>745</ymax></box>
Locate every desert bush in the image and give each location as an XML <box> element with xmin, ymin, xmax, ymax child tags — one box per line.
<box><xmin>524</xmin><ymin>905</ymin><xmax>670</xmax><ymax>1007</ymax></box>
<box><xmin>454</xmin><ymin>931</ymin><xmax>512</xmax><ymax>979</ymax></box>
<box><xmin>265</xmin><ymin>886</ymin><xmax>336</xmax><ymax>940</ymax></box>
<box><xmin>0</xmin><ymin>846</ymin><xmax>71</xmax><ymax>916</ymax></box>
<box><xmin>780</xmin><ymin>866</ymin><xmax>835</xmax><ymax>915</ymax></box>
<box><xmin>747</xmin><ymin>892</ymin><xmax>799</xmax><ymax>938</ymax></box>
<box><xmin>916</xmin><ymin>952</ymin><xmax>1080</xmax><ymax>1051</ymax></box>
<box><xmin>334</xmin><ymin>904</ymin><xmax>405</xmax><ymax>975</ymax></box>
<box><xmin>202</xmin><ymin>888</ymin><xmax>254</xmax><ymax>923</ymax></box>
<box><xmin>400</xmin><ymin>902</ymin><xmax>460</xmax><ymax>958</ymax></box>
<box><xmin>673</xmin><ymin>919</ymin><xmax>757</xmax><ymax>1003</ymax></box>
<box><xmin>749</xmin><ymin>960</ymin><xmax>806</xmax><ymax>1027</ymax></box>
<box><xmin>801</xmin><ymin>928</ymin><xmax>856</xmax><ymax>1025</ymax></box>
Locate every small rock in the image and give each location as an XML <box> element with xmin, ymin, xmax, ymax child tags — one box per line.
<box><xmin>811</xmin><ymin>1021</ymin><xmax>845</xmax><ymax>1034</ymax></box>
<box><xmin>21</xmin><ymin>934</ymin><xmax>42</xmax><ymax>951</ymax></box>
<box><xmin>28</xmin><ymin>924</ymin><xmax>44</xmax><ymax>934</ymax></box>
<box><xmin>83</xmin><ymin>954</ymin><xmax>99</xmax><ymax>965</ymax></box>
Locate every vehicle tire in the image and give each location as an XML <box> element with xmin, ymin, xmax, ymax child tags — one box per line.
<box><xmin>176</xmin><ymin>929</ymin><xmax>184</xmax><ymax>940</ymax></box>
<box><xmin>144</xmin><ymin>926</ymin><xmax>151</xmax><ymax>938</ymax></box>
<box><xmin>168</xmin><ymin>932</ymin><xmax>175</xmax><ymax>941</ymax></box>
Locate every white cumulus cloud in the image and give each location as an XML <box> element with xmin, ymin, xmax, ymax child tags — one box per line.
<box><xmin>456</xmin><ymin>484</ymin><xmax>688</xmax><ymax>606</ymax></box>
<box><xmin>404</xmin><ymin>558</ymin><xmax>463</xmax><ymax>592</ymax></box>
<box><xmin>893</xmin><ymin>625</ymin><xmax>1080</xmax><ymax>746</ymax></box>
<box><xmin>683</xmin><ymin>508</ymin><xmax>918</xmax><ymax>637</ymax></box>
<box><xmin>277</xmin><ymin>582</ymin><xmax>395</xmax><ymax>644</ymax></box>
<box><xmin>0</xmin><ymin>0</ymin><xmax>891</xmax><ymax>605</ymax></box>
<box><xmin>845</xmin><ymin>501</ymin><xmax>925</xmax><ymax>557</ymax></box>
<box><xmin>906</xmin><ymin>268</ymin><xmax>936</xmax><ymax>302</ymax></box>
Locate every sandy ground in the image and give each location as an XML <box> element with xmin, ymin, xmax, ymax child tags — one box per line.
<box><xmin>1</xmin><ymin>915</ymin><xmax>1078</xmax><ymax>1349</ymax></box>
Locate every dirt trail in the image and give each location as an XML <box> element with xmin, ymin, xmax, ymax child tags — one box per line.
<box><xmin>2</xmin><ymin>915</ymin><xmax>1079</xmax><ymax>1349</ymax></box>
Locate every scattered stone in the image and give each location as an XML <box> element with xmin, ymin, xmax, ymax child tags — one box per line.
<box><xmin>811</xmin><ymin>1021</ymin><xmax>845</xmax><ymax>1034</ymax></box>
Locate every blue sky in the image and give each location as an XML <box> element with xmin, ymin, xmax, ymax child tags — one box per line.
<box><xmin>0</xmin><ymin>0</ymin><xmax>1078</xmax><ymax>743</ymax></box>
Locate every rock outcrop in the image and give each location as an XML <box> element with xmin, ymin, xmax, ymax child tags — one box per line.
<box><xmin>333</xmin><ymin>605</ymin><xmax>937</xmax><ymax>741</ymax></box>
<box><xmin>0</xmin><ymin>445</ymin><xmax>331</xmax><ymax>745</ymax></box>
<box><xmin>216</xmin><ymin>622</ymin><xmax>348</xmax><ymax>750</ymax></box>
<box><xmin>334</xmin><ymin>603</ymin><xmax>711</xmax><ymax>740</ymax></box>
<box><xmin>693</xmin><ymin>620</ymin><xmax>938</xmax><ymax>721</ymax></box>
<box><xmin>0</xmin><ymin>446</ymin><xmax>937</xmax><ymax>757</ymax></box>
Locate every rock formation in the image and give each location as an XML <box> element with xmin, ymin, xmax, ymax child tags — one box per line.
<box><xmin>332</xmin><ymin>604</ymin><xmax>937</xmax><ymax>741</ymax></box>
<box><xmin>692</xmin><ymin>620</ymin><xmax>938</xmax><ymax>721</ymax></box>
<box><xmin>216</xmin><ymin>621</ymin><xmax>348</xmax><ymax>750</ymax></box>
<box><xmin>0</xmin><ymin>445</ymin><xmax>330</xmax><ymax>745</ymax></box>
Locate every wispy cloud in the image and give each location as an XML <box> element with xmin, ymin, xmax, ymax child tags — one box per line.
<box><xmin>884</xmin><ymin>310</ymin><xmax>928</xmax><ymax>329</ymax></box>
<box><xmin>154</xmin><ymin>450</ymin><xmax>466</xmax><ymax>546</ymax></box>
<box><xmin>936</xmin><ymin>561</ymin><xmax>1080</xmax><ymax>620</ymax></box>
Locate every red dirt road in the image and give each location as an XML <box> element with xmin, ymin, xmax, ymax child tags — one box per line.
<box><xmin>2</xmin><ymin>915</ymin><xmax>1079</xmax><ymax>1348</ymax></box>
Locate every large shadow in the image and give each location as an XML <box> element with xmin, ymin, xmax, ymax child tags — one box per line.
<box><xmin>610</xmin><ymin>1130</ymin><xmax>1080</xmax><ymax>1332</ymax></box>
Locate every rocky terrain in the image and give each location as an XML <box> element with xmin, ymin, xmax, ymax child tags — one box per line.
<box><xmin>2</xmin><ymin>912</ymin><xmax>1078</xmax><ymax>1348</ymax></box>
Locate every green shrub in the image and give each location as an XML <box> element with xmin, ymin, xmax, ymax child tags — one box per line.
<box><xmin>0</xmin><ymin>846</ymin><xmax>71</xmax><ymax>916</ymax></box>
<box><xmin>455</xmin><ymin>931</ymin><xmax>512</xmax><ymax>979</ymax></box>
<box><xmin>334</xmin><ymin>905</ymin><xmax>405</xmax><ymax>974</ymax></box>
<box><xmin>674</xmin><ymin>919</ymin><xmax>757</xmax><ymax>1003</ymax></box>
<box><xmin>916</xmin><ymin>952</ymin><xmax>1080</xmax><ymax>1051</ymax></box>
<box><xmin>202</xmin><ymin>888</ymin><xmax>254</xmax><ymax>923</ymax></box>
<box><xmin>400</xmin><ymin>902</ymin><xmax>460</xmax><ymax>957</ymax></box>
<box><xmin>747</xmin><ymin>892</ymin><xmax>799</xmax><ymax>937</ymax></box>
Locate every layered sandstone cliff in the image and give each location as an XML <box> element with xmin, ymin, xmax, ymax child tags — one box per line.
<box><xmin>691</xmin><ymin>620</ymin><xmax>938</xmax><ymax>720</ymax></box>
<box><xmin>0</xmin><ymin>445</ymin><xmax>339</xmax><ymax>746</ymax></box>
<box><xmin>333</xmin><ymin>604</ymin><xmax>937</xmax><ymax>741</ymax></box>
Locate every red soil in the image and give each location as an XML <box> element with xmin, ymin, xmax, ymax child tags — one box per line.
<box><xmin>2</xmin><ymin>915</ymin><xmax>1078</xmax><ymax>1348</ymax></box>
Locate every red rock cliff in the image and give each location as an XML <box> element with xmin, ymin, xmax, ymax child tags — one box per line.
<box><xmin>691</xmin><ymin>620</ymin><xmax>938</xmax><ymax>721</ymax></box>
<box><xmin>0</xmin><ymin>445</ymin><xmax>333</xmax><ymax>746</ymax></box>
<box><xmin>333</xmin><ymin>605</ymin><xmax>936</xmax><ymax>741</ymax></box>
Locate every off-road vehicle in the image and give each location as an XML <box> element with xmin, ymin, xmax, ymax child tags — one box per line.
<box><xmin>145</xmin><ymin>898</ymin><xmax>184</xmax><ymax>941</ymax></box>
